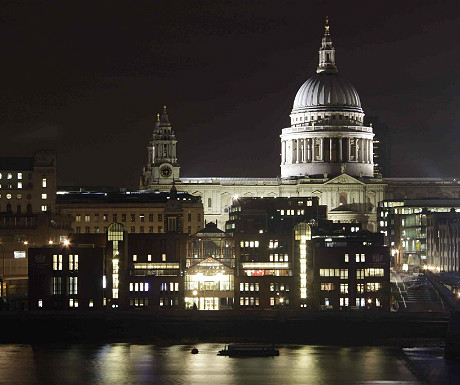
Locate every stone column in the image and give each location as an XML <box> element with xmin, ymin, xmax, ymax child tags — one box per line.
<box><xmin>297</xmin><ymin>139</ymin><xmax>301</xmax><ymax>163</ymax></box>
<box><xmin>361</xmin><ymin>138</ymin><xmax>365</xmax><ymax>163</ymax></box>
<box><xmin>338</xmin><ymin>138</ymin><xmax>343</xmax><ymax>162</ymax></box>
<box><xmin>355</xmin><ymin>138</ymin><xmax>359</xmax><ymax>162</ymax></box>
<box><xmin>320</xmin><ymin>138</ymin><xmax>324</xmax><ymax>161</ymax></box>
<box><xmin>307</xmin><ymin>139</ymin><xmax>311</xmax><ymax>162</ymax></box>
<box><xmin>329</xmin><ymin>138</ymin><xmax>333</xmax><ymax>162</ymax></box>
<box><xmin>369</xmin><ymin>139</ymin><xmax>374</xmax><ymax>163</ymax></box>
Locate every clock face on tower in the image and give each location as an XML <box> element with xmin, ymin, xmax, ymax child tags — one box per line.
<box><xmin>160</xmin><ymin>166</ymin><xmax>172</xmax><ymax>178</ymax></box>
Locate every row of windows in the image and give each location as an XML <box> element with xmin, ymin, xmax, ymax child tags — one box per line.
<box><xmin>75</xmin><ymin>225</ymin><xmax>198</xmax><ymax>234</ymax></box>
<box><xmin>269</xmin><ymin>283</ymin><xmax>290</xmax><ymax>292</ymax></box>
<box><xmin>319</xmin><ymin>269</ymin><xmax>348</xmax><ymax>279</ymax></box>
<box><xmin>268</xmin><ymin>240</ymin><xmax>279</xmax><ymax>249</ymax></box>
<box><xmin>129</xmin><ymin>282</ymin><xmax>150</xmax><ymax>292</ymax></box>
<box><xmin>239</xmin><ymin>282</ymin><xmax>260</xmax><ymax>292</ymax></box>
<box><xmin>320</xmin><ymin>268</ymin><xmax>385</xmax><ymax>279</ymax></box>
<box><xmin>52</xmin><ymin>276</ymin><xmax>78</xmax><ymax>294</ymax></box>
<box><xmin>0</xmin><ymin>172</ymin><xmax>23</xmax><ymax>180</ymax></box>
<box><xmin>270</xmin><ymin>297</ymin><xmax>289</xmax><ymax>306</ymax></box>
<box><xmin>240</xmin><ymin>297</ymin><xmax>259</xmax><ymax>306</ymax></box>
<box><xmin>0</xmin><ymin>175</ymin><xmax>46</xmax><ymax>186</ymax></box>
<box><xmin>330</xmin><ymin>298</ymin><xmax>382</xmax><ymax>307</ymax></box>
<box><xmin>52</xmin><ymin>254</ymin><xmax>79</xmax><ymax>271</ymax></box>
<box><xmin>130</xmin><ymin>298</ymin><xmax>148</xmax><ymax>307</ymax></box>
<box><xmin>320</xmin><ymin>282</ymin><xmax>381</xmax><ymax>294</ymax></box>
<box><xmin>0</xmin><ymin>203</ymin><xmax>38</xmax><ymax>213</ymax></box>
<box><xmin>160</xmin><ymin>282</ymin><xmax>179</xmax><ymax>292</ymax></box>
<box><xmin>269</xmin><ymin>253</ymin><xmax>288</xmax><ymax>262</ymax></box>
<box><xmin>240</xmin><ymin>241</ymin><xmax>260</xmax><ymax>248</ymax></box>
<box><xmin>344</xmin><ymin>253</ymin><xmax>366</xmax><ymax>263</ymax></box>
<box><xmin>76</xmin><ymin>213</ymin><xmax>200</xmax><ymax>223</ymax></box>
<box><xmin>132</xmin><ymin>253</ymin><xmax>167</xmax><ymax>262</ymax></box>
<box><xmin>160</xmin><ymin>298</ymin><xmax>179</xmax><ymax>306</ymax></box>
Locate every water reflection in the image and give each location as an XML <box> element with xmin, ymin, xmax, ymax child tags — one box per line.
<box><xmin>0</xmin><ymin>344</ymin><xmax>425</xmax><ymax>385</ymax></box>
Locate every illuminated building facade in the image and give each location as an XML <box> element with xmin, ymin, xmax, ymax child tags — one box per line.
<box><xmin>138</xmin><ymin>20</ymin><xmax>460</xmax><ymax>236</ymax></box>
<box><xmin>185</xmin><ymin>222</ymin><xmax>235</xmax><ymax>310</ymax></box>
<box><xmin>28</xmin><ymin>229</ymin><xmax>188</xmax><ymax>310</ymax></box>
<box><xmin>312</xmin><ymin>233</ymin><xmax>390</xmax><ymax>311</ymax></box>
<box><xmin>378</xmin><ymin>199</ymin><xmax>460</xmax><ymax>269</ymax></box>
<box><xmin>426</xmin><ymin>210</ymin><xmax>460</xmax><ymax>274</ymax></box>
<box><xmin>0</xmin><ymin>151</ymin><xmax>65</xmax><ymax>308</ymax></box>
<box><xmin>56</xmin><ymin>186</ymin><xmax>204</xmax><ymax>235</ymax></box>
<box><xmin>228</xmin><ymin>197</ymin><xmax>326</xmax><ymax>309</ymax></box>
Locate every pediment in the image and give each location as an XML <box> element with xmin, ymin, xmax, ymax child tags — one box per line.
<box><xmin>187</xmin><ymin>257</ymin><xmax>233</xmax><ymax>273</ymax></box>
<box><xmin>324</xmin><ymin>174</ymin><xmax>364</xmax><ymax>185</ymax></box>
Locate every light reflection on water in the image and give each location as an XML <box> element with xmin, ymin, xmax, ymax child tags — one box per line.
<box><xmin>0</xmin><ymin>344</ymin><xmax>423</xmax><ymax>384</ymax></box>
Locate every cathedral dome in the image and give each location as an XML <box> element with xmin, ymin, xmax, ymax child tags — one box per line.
<box><xmin>293</xmin><ymin>72</ymin><xmax>361</xmax><ymax>112</ymax></box>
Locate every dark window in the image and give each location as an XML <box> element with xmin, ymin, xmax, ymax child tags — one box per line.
<box><xmin>17</xmin><ymin>205</ymin><xmax>21</xmax><ymax>214</ymax></box>
<box><xmin>131</xmin><ymin>214</ymin><xmax>135</xmax><ymax>222</ymax></box>
<box><xmin>149</xmin><ymin>214</ymin><xmax>154</xmax><ymax>222</ymax></box>
<box><xmin>121</xmin><ymin>214</ymin><xmax>126</xmax><ymax>222</ymax></box>
<box><xmin>113</xmin><ymin>214</ymin><xmax>117</xmax><ymax>222</ymax></box>
<box><xmin>188</xmin><ymin>213</ymin><xmax>192</xmax><ymax>222</ymax></box>
<box><xmin>158</xmin><ymin>214</ymin><xmax>163</xmax><ymax>222</ymax></box>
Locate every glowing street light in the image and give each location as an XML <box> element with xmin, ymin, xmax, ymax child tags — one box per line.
<box><xmin>63</xmin><ymin>239</ymin><xmax>70</xmax><ymax>246</ymax></box>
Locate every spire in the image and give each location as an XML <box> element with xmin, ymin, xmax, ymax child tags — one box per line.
<box><xmin>317</xmin><ymin>16</ymin><xmax>338</xmax><ymax>74</ymax></box>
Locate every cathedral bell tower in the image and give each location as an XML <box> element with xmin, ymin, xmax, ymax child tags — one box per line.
<box><xmin>140</xmin><ymin>106</ymin><xmax>180</xmax><ymax>188</ymax></box>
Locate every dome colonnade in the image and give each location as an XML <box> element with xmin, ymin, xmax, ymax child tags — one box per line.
<box><xmin>280</xmin><ymin>18</ymin><xmax>374</xmax><ymax>178</ymax></box>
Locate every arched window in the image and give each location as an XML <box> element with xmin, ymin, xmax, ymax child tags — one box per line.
<box><xmin>207</xmin><ymin>198</ymin><xmax>212</xmax><ymax>208</ymax></box>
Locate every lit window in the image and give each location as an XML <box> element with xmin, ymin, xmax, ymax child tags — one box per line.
<box><xmin>75</xmin><ymin>215</ymin><xmax>81</xmax><ymax>223</ymax></box>
<box><xmin>53</xmin><ymin>254</ymin><xmax>63</xmax><ymax>270</ymax></box>
<box><xmin>145</xmin><ymin>283</ymin><xmax>149</xmax><ymax>292</ymax></box>
<box><xmin>69</xmin><ymin>277</ymin><xmax>78</xmax><ymax>294</ymax></box>
<box><xmin>41</xmin><ymin>205</ymin><xmax>47</xmax><ymax>212</ymax></box>
<box><xmin>162</xmin><ymin>253</ymin><xmax>166</xmax><ymax>261</ymax></box>
<box><xmin>147</xmin><ymin>254</ymin><xmax>152</xmax><ymax>261</ymax></box>
<box><xmin>129</xmin><ymin>282</ymin><xmax>134</xmax><ymax>291</ymax></box>
<box><xmin>38</xmin><ymin>299</ymin><xmax>43</xmax><ymax>308</ymax></box>
<box><xmin>7</xmin><ymin>173</ymin><xmax>12</xmax><ymax>179</ymax></box>
<box><xmin>140</xmin><ymin>283</ymin><xmax>144</xmax><ymax>291</ymax></box>
<box><xmin>361</xmin><ymin>254</ymin><xmax>365</xmax><ymax>262</ymax></box>
<box><xmin>340</xmin><ymin>284</ymin><xmax>349</xmax><ymax>294</ymax></box>
<box><xmin>255</xmin><ymin>241</ymin><xmax>259</xmax><ymax>247</ymax></box>
<box><xmin>170</xmin><ymin>282</ymin><xmax>174</xmax><ymax>292</ymax></box>
<box><xmin>355</xmin><ymin>253</ymin><xmax>360</xmax><ymax>262</ymax></box>
<box><xmin>174</xmin><ymin>282</ymin><xmax>179</xmax><ymax>291</ymax></box>
<box><xmin>133</xmin><ymin>254</ymin><xmax>137</xmax><ymax>261</ymax></box>
<box><xmin>89</xmin><ymin>300</ymin><xmax>94</xmax><ymax>308</ymax></box>
<box><xmin>42</xmin><ymin>178</ymin><xmax>47</xmax><ymax>188</ymax></box>
<box><xmin>17</xmin><ymin>182</ymin><xmax>22</xmax><ymax>189</ymax></box>
<box><xmin>344</xmin><ymin>254</ymin><xmax>349</xmax><ymax>262</ymax></box>
<box><xmin>240</xmin><ymin>282</ymin><xmax>244</xmax><ymax>292</ymax></box>
<box><xmin>135</xmin><ymin>282</ymin><xmax>139</xmax><ymax>291</ymax></box>
<box><xmin>85</xmin><ymin>215</ymin><xmax>90</xmax><ymax>222</ymax></box>
<box><xmin>340</xmin><ymin>269</ymin><xmax>348</xmax><ymax>279</ymax></box>
<box><xmin>42</xmin><ymin>193</ymin><xmax>47</xmax><ymax>200</ymax></box>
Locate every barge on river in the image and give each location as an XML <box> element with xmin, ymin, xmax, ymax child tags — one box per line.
<box><xmin>217</xmin><ymin>344</ymin><xmax>279</xmax><ymax>357</ymax></box>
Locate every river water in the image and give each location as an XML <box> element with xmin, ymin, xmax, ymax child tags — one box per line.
<box><xmin>0</xmin><ymin>343</ymin><xmax>451</xmax><ymax>384</ymax></box>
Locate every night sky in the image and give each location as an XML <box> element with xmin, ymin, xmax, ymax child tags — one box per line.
<box><xmin>0</xmin><ymin>0</ymin><xmax>459</xmax><ymax>188</ymax></box>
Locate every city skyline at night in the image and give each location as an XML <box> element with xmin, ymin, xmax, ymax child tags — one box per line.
<box><xmin>0</xmin><ymin>1</ymin><xmax>458</xmax><ymax>187</ymax></box>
